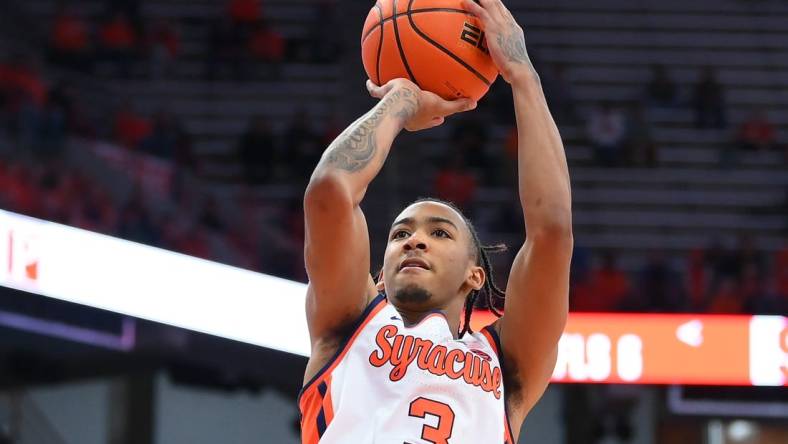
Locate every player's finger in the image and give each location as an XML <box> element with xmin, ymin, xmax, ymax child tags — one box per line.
<box><xmin>493</xmin><ymin>0</ymin><xmax>510</xmax><ymax>18</ymax></box>
<box><xmin>499</xmin><ymin>1</ymin><xmax>516</xmax><ymax>21</ymax></box>
<box><xmin>439</xmin><ymin>98</ymin><xmax>477</xmax><ymax>116</ymax></box>
<box><xmin>428</xmin><ymin>116</ymin><xmax>446</xmax><ymax>128</ymax></box>
<box><xmin>477</xmin><ymin>0</ymin><xmax>500</xmax><ymax>18</ymax></box>
<box><xmin>461</xmin><ymin>0</ymin><xmax>490</xmax><ymax>21</ymax></box>
<box><xmin>366</xmin><ymin>79</ymin><xmax>392</xmax><ymax>99</ymax></box>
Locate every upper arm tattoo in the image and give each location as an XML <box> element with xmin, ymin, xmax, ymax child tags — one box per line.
<box><xmin>323</xmin><ymin>88</ymin><xmax>418</xmax><ymax>172</ymax></box>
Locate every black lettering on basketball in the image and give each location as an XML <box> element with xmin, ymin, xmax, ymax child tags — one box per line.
<box><xmin>460</xmin><ymin>22</ymin><xmax>489</xmax><ymax>55</ymax></box>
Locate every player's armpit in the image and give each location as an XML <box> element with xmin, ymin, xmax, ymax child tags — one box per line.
<box><xmin>497</xmin><ymin>228</ymin><xmax>572</xmax><ymax>413</ymax></box>
<box><xmin>303</xmin><ymin>174</ymin><xmax>378</xmax><ymax>341</ymax></box>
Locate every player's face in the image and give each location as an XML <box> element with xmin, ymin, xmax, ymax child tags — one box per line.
<box><xmin>380</xmin><ymin>201</ymin><xmax>479</xmax><ymax>310</ymax></box>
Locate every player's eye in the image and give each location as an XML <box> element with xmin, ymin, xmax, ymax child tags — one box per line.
<box><xmin>392</xmin><ymin>230</ymin><xmax>409</xmax><ymax>240</ymax></box>
<box><xmin>433</xmin><ymin>229</ymin><xmax>450</xmax><ymax>238</ymax></box>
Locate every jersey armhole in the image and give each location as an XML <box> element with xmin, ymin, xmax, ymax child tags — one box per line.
<box><xmin>299</xmin><ymin>293</ymin><xmax>387</xmax><ymax>403</ymax></box>
<box><xmin>480</xmin><ymin>325</ymin><xmax>516</xmax><ymax>444</ymax></box>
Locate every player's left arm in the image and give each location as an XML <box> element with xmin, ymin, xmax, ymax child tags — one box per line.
<box><xmin>464</xmin><ymin>0</ymin><xmax>573</xmax><ymax>416</ymax></box>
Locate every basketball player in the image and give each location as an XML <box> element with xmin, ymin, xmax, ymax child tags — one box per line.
<box><xmin>300</xmin><ymin>0</ymin><xmax>571</xmax><ymax>442</ymax></box>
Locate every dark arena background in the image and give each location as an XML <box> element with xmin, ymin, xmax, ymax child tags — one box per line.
<box><xmin>0</xmin><ymin>0</ymin><xmax>786</xmax><ymax>443</ymax></box>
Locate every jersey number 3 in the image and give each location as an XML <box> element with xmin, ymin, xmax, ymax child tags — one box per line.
<box><xmin>408</xmin><ymin>397</ymin><xmax>456</xmax><ymax>444</ymax></box>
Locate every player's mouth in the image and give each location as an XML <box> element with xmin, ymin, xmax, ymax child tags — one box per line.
<box><xmin>399</xmin><ymin>257</ymin><xmax>431</xmax><ymax>272</ymax></box>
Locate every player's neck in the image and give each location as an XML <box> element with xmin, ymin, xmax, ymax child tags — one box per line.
<box><xmin>394</xmin><ymin>306</ymin><xmax>462</xmax><ymax>340</ymax></box>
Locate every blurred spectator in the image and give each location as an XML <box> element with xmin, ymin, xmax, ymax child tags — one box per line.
<box><xmin>205</xmin><ymin>18</ymin><xmax>245</xmax><ymax>81</ymax></box>
<box><xmin>586</xmin><ymin>102</ymin><xmax>627</xmax><ymax>167</ymax></box>
<box><xmin>740</xmin><ymin>262</ymin><xmax>768</xmax><ymax>313</ymax></box>
<box><xmin>283</xmin><ymin>109</ymin><xmax>321</xmax><ymax>180</ymax></box>
<box><xmin>113</xmin><ymin>101</ymin><xmax>151</xmax><ymax>149</ymax></box>
<box><xmin>320</xmin><ymin>113</ymin><xmax>343</xmax><ymax>147</ymax></box>
<box><xmin>98</xmin><ymin>12</ymin><xmax>138</xmax><ymax>77</ymax></box>
<box><xmin>171</xmin><ymin>225</ymin><xmax>212</xmax><ymax>260</ymax></box>
<box><xmin>587</xmin><ymin>251</ymin><xmax>630</xmax><ymax>311</ymax></box>
<box><xmin>635</xmin><ymin>251</ymin><xmax>683</xmax><ymax>312</ymax></box>
<box><xmin>3</xmin><ymin>164</ymin><xmax>39</xmax><ymax>216</ymax></box>
<box><xmin>623</xmin><ymin>103</ymin><xmax>657</xmax><ymax>167</ymax></box>
<box><xmin>707</xmin><ymin>277</ymin><xmax>743</xmax><ymax>313</ymax></box>
<box><xmin>71</xmin><ymin>186</ymin><xmax>117</xmax><ymax>232</ymax></box>
<box><xmin>569</xmin><ymin>249</ymin><xmax>626</xmax><ymax>312</ymax></box>
<box><xmin>248</xmin><ymin>20</ymin><xmax>285</xmax><ymax>78</ymax></box>
<box><xmin>0</xmin><ymin>425</ymin><xmax>12</xmax><ymax>444</ymax></box>
<box><xmin>237</xmin><ymin>115</ymin><xmax>278</xmax><ymax>185</ymax></box>
<box><xmin>283</xmin><ymin>198</ymin><xmax>307</xmax><ymax>281</ymax></box>
<box><xmin>147</xmin><ymin>19</ymin><xmax>180</xmax><ymax>79</ymax></box>
<box><xmin>433</xmin><ymin>152</ymin><xmax>477</xmax><ymax>213</ymax></box>
<box><xmin>693</xmin><ymin>66</ymin><xmax>726</xmax><ymax>129</ymax></box>
<box><xmin>568</xmin><ymin>245</ymin><xmax>596</xmax><ymax>311</ymax></box>
<box><xmin>228</xmin><ymin>0</ymin><xmax>262</xmax><ymax>26</ymax></box>
<box><xmin>686</xmin><ymin>248</ymin><xmax>710</xmax><ymax>310</ymax></box>
<box><xmin>48</xmin><ymin>3</ymin><xmax>92</xmax><ymax>72</ymax></box>
<box><xmin>18</xmin><ymin>87</ymin><xmax>66</xmax><ymax>159</ymax></box>
<box><xmin>704</xmin><ymin>238</ymin><xmax>741</xmax><ymax>298</ymax></box>
<box><xmin>117</xmin><ymin>191</ymin><xmax>160</xmax><ymax>245</ymax></box>
<box><xmin>644</xmin><ymin>64</ymin><xmax>678</xmax><ymax>108</ymax></box>
<box><xmin>733</xmin><ymin>233</ymin><xmax>766</xmax><ymax>276</ymax></box>
<box><xmin>450</xmin><ymin>117</ymin><xmax>493</xmax><ymax>183</ymax></box>
<box><xmin>47</xmin><ymin>81</ymin><xmax>75</xmax><ymax>128</ymax></box>
<box><xmin>0</xmin><ymin>55</ymin><xmax>47</xmax><ymax>116</ymax></box>
<box><xmin>140</xmin><ymin>110</ymin><xmax>187</xmax><ymax>160</ymax></box>
<box><xmin>487</xmin><ymin>81</ymin><xmax>516</xmax><ymax>126</ymax></box>
<box><xmin>736</xmin><ymin>108</ymin><xmax>778</xmax><ymax>151</ymax></box>
<box><xmin>105</xmin><ymin>0</ymin><xmax>142</xmax><ymax>32</ymax></box>
<box><xmin>199</xmin><ymin>197</ymin><xmax>226</xmax><ymax>232</ymax></box>
<box><xmin>35</xmin><ymin>163</ymin><xmax>67</xmax><ymax>222</ymax></box>
<box><xmin>63</xmin><ymin>99</ymin><xmax>97</xmax><ymax>139</ymax></box>
<box><xmin>257</xmin><ymin>206</ymin><xmax>302</xmax><ymax>279</ymax></box>
<box><xmin>541</xmin><ymin>63</ymin><xmax>578</xmax><ymax>125</ymax></box>
<box><xmin>502</xmin><ymin>126</ymin><xmax>519</xmax><ymax>185</ymax></box>
<box><xmin>774</xmin><ymin>247</ymin><xmax>788</xmax><ymax>310</ymax></box>
<box><xmin>306</xmin><ymin>0</ymin><xmax>343</xmax><ymax>63</ymax></box>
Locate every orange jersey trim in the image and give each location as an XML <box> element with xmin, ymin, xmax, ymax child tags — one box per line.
<box><xmin>481</xmin><ymin>325</ymin><xmax>516</xmax><ymax>444</ymax></box>
<box><xmin>299</xmin><ymin>294</ymin><xmax>387</xmax><ymax>443</ymax></box>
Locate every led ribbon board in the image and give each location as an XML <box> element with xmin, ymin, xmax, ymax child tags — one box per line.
<box><xmin>471</xmin><ymin>312</ymin><xmax>787</xmax><ymax>386</ymax></box>
<box><xmin>2</xmin><ymin>210</ymin><xmax>785</xmax><ymax>386</ymax></box>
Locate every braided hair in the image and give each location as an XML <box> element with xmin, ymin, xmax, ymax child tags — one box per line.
<box><xmin>383</xmin><ymin>197</ymin><xmax>508</xmax><ymax>338</ymax></box>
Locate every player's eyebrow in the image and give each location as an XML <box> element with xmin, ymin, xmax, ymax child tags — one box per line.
<box><xmin>391</xmin><ymin>216</ymin><xmax>459</xmax><ymax>231</ymax></box>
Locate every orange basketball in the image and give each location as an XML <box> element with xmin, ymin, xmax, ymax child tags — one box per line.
<box><xmin>361</xmin><ymin>0</ymin><xmax>499</xmax><ymax>102</ymax></box>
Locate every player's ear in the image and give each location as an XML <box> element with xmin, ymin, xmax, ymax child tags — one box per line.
<box><xmin>375</xmin><ymin>269</ymin><xmax>385</xmax><ymax>292</ymax></box>
<box><xmin>467</xmin><ymin>265</ymin><xmax>485</xmax><ymax>291</ymax></box>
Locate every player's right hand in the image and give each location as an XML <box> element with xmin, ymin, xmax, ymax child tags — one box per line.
<box><xmin>366</xmin><ymin>78</ymin><xmax>477</xmax><ymax>132</ymax></box>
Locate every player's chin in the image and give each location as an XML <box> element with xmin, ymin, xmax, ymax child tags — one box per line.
<box><xmin>391</xmin><ymin>282</ymin><xmax>434</xmax><ymax>306</ymax></box>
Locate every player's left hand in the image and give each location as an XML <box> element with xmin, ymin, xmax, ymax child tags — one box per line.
<box><xmin>461</xmin><ymin>0</ymin><xmax>535</xmax><ymax>84</ymax></box>
<box><xmin>366</xmin><ymin>78</ymin><xmax>476</xmax><ymax>132</ymax></box>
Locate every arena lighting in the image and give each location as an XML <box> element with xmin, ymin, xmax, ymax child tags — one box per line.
<box><xmin>1</xmin><ymin>210</ymin><xmax>786</xmax><ymax>386</ymax></box>
<box><xmin>0</xmin><ymin>209</ymin><xmax>311</xmax><ymax>356</ymax></box>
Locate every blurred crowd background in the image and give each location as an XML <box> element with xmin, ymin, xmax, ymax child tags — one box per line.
<box><xmin>1</xmin><ymin>0</ymin><xmax>786</xmax><ymax>317</ymax></box>
<box><xmin>0</xmin><ymin>1</ymin><xmax>787</xmax><ymax>443</ymax></box>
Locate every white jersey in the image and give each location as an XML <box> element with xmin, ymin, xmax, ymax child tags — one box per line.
<box><xmin>299</xmin><ymin>293</ymin><xmax>515</xmax><ymax>444</ymax></box>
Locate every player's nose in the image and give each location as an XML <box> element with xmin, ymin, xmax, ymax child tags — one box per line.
<box><xmin>403</xmin><ymin>232</ymin><xmax>428</xmax><ymax>251</ymax></box>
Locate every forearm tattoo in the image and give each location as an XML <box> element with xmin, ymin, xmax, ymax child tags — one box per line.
<box><xmin>497</xmin><ymin>21</ymin><xmax>539</xmax><ymax>81</ymax></box>
<box><xmin>497</xmin><ymin>23</ymin><xmax>529</xmax><ymax>65</ymax></box>
<box><xmin>323</xmin><ymin>88</ymin><xmax>418</xmax><ymax>172</ymax></box>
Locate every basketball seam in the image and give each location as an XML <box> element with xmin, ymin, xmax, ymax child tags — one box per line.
<box><xmin>375</xmin><ymin>2</ymin><xmax>383</xmax><ymax>85</ymax></box>
<box><xmin>361</xmin><ymin>7</ymin><xmax>470</xmax><ymax>44</ymax></box>
<box><xmin>406</xmin><ymin>0</ymin><xmax>493</xmax><ymax>87</ymax></box>
<box><xmin>392</xmin><ymin>0</ymin><xmax>419</xmax><ymax>85</ymax></box>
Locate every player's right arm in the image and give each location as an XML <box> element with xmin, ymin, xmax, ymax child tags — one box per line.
<box><xmin>303</xmin><ymin>80</ymin><xmax>476</xmax><ymax>341</ymax></box>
